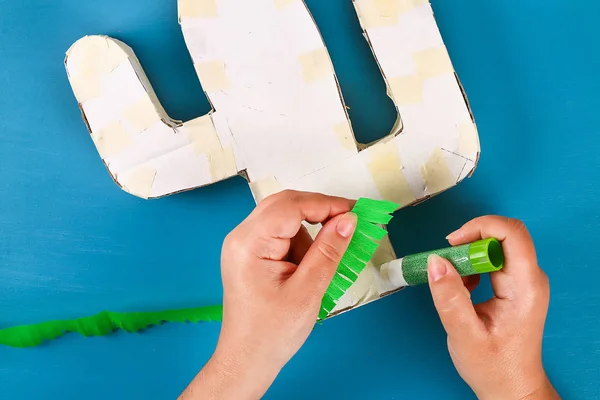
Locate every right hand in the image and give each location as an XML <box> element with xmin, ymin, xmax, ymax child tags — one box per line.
<box><xmin>427</xmin><ymin>216</ymin><xmax>559</xmax><ymax>399</ymax></box>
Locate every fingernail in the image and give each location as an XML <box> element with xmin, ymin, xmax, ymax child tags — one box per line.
<box><xmin>428</xmin><ymin>254</ymin><xmax>447</xmax><ymax>282</ymax></box>
<box><xmin>336</xmin><ymin>212</ymin><xmax>357</xmax><ymax>238</ymax></box>
<box><xmin>446</xmin><ymin>230</ymin><xmax>460</xmax><ymax>241</ymax></box>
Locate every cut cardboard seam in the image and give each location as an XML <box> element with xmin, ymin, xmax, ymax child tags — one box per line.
<box><xmin>421</xmin><ymin>147</ymin><xmax>455</xmax><ymax>195</ymax></box>
<box><xmin>440</xmin><ymin>147</ymin><xmax>475</xmax><ymax>163</ymax></box>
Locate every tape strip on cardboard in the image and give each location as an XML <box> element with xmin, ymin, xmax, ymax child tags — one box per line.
<box><xmin>122</xmin><ymin>97</ymin><xmax>162</xmax><ymax>134</ymax></box>
<box><xmin>194</xmin><ymin>61</ymin><xmax>230</xmax><ymax>92</ymax></box>
<box><xmin>421</xmin><ymin>148</ymin><xmax>454</xmax><ymax>194</ymax></box>
<box><xmin>367</xmin><ymin>142</ymin><xmax>416</xmax><ymax>207</ymax></box>
<box><xmin>187</xmin><ymin>115</ymin><xmax>223</xmax><ymax>154</ymax></box>
<box><xmin>275</xmin><ymin>0</ymin><xmax>296</xmax><ymax>9</ymax></box>
<box><xmin>413</xmin><ymin>46</ymin><xmax>454</xmax><ymax>79</ymax></box>
<box><xmin>249</xmin><ymin>176</ymin><xmax>284</xmax><ymax>203</ymax></box>
<box><xmin>66</xmin><ymin>37</ymin><xmax>130</xmax><ymax>104</ymax></box>
<box><xmin>185</xmin><ymin>116</ymin><xmax>237</xmax><ymax>182</ymax></box>
<box><xmin>354</xmin><ymin>0</ymin><xmax>428</xmax><ymax>30</ymax></box>
<box><xmin>95</xmin><ymin>121</ymin><xmax>132</xmax><ymax>159</ymax></box>
<box><xmin>118</xmin><ymin>166</ymin><xmax>157</xmax><ymax>199</ymax></box>
<box><xmin>388</xmin><ymin>74</ymin><xmax>423</xmax><ymax>106</ymax></box>
<box><xmin>69</xmin><ymin>76</ymin><xmax>103</xmax><ymax>103</ymax></box>
<box><xmin>179</xmin><ymin>0</ymin><xmax>218</xmax><ymax>20</ymax></box>
<box><xmin>66</xmin><ymin>36</ymin><xmax>128</xmax><ymax>81</ymax></box>
<box><xmin>457</xmin><ymin>122</ymin><xmax>480</xmax><ymax>156</ymax></box>
<box><xmin>333</xmin><ymin>122</ymin><xmax>358</xmax><ymax>150</ymax></box>
<box><xmin>209</xmin><ymin>146</ymin><xmax>237</xmax><ymax>182</ymax></box>
<box><xmin>299</xmin><ymin>48</ymin><xmax>333</xmax><ymax>83</ymax></box>
<box><xmin>387</xmin><ymin>46</ymin><xmax>454</xmax><ymax>107</ymax></box>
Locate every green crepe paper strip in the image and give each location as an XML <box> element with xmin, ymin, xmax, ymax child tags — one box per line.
<box><xmin>0</xmin><ymin>305</ymin><xmax>223</xmax><ymax>348</ymax></box>
<box><xmin>1</xmin><ymin>198</ymin><xmax>398</xmax><ymax>345</ymax></box>
<box><xmin>318</xmin><ymin>198</ymin><xmax>399</xmax><ymax>320</ymax></box>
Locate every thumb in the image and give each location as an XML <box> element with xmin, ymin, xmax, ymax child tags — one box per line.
<box><xmin>289</xmin><ymin>212</ymin><xmax>357</xmax><ymax>296</ymax></box>
<box><xmin>428</xmin><ymin>255</ymin><xmax>484</xmax><ymax>338</ymax></box>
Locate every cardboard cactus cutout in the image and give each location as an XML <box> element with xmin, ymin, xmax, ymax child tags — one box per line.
<box><xmin>64</xmin><ymin>0</ymin><xmax>479</xmax><ymax>318</ymax></box>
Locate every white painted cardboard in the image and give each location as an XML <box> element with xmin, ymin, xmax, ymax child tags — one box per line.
<box><xmin>65</xmin><ymin>0</ymin><xmax>480</xmax><ymax>318</ymax></box>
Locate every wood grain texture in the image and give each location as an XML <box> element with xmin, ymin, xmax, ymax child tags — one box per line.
<box><xmin>0</xmin><ymin>0</ymin><xmax>598</xmax><ymax>399</ymax></box>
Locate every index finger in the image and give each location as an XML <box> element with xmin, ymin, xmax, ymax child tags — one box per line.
<box><xmin>447</xmin><ymin>216</ymin><xmax>539</xmax><ymax>275</ymax></box>
<box><xmin>250</xmin><ymin>190</ymin><xmax>355</xmax><ymax>239</ymax></box>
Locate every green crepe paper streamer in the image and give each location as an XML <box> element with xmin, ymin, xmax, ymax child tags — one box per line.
<box><xmin>318</xmin><ymin>198</ymin><xmax>399</xmax><ymax>320</ymax></box>
<box><xmin>1</xmin><ymin>198</ymin><xmax>398</xmax><ymax>345</ymax></box>
<box><xmin>0</xmin><ymin>305</ymin><xmax>223</xmax><ymax>348</ymax></box>
<box><xmin>356</xmin><ymin>219</ymin><xmax>388</xmax><ymax>240</ymax></box>
<box><xmin>337</xmin><ymin>263</ymin><xmax>358</xmax><ymax>281</ymax></box>
<box><xmin>331</xmin><ymin>273</ymin><xmax>353</xmax><ymax>291</ymax></box>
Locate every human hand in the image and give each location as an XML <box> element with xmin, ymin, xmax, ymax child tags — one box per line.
<box><xmin>181</xmin><ymin>191</ymin><xmax>356</xmax><ymax>400</ymax></box>
<box><xmin>427</xmin><ymin>216</ymin><xmax>559</xmax><ymax>399</ymax></box>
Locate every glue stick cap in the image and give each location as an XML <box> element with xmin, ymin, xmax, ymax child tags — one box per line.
<box><xmin>468</xmin><ymin>238</ymin><xmax>505</xmax><ymax>273</ymax></box>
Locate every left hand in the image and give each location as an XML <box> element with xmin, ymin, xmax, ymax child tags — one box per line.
<box><xmin>180</xmin><ymin>191</ymin><xmax>356</xmax><ymax>399</ymax></box>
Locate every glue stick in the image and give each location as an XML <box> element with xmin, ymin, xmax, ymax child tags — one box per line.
<box><xmin>380</xmin><ymin>238</ymin><xmax>504</xmax><ymax>288</ymax></box>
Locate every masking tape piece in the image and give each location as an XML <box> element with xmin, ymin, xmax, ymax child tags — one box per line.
<box><xmin>333</xmin><ymin>122</ymin><xmax>357</xmax><ymax>150</ymax></box>
<box><xmin>69</xmin><ymin>76</ymin><xmax>102</xmax><ymax>103</ymax></box>
<box><xmin>413</xmin><ymin>46</ymin><xmax>454</xmax><ymax>79</ymax></box>
<box><xmin>371</xmin><ymin>235</ymin><xmax>396</xmax><ymax>267</ymax></box>
<box><xmin>178</xmin><ymin>0</ymin><xmax>218</xmax><ymax>19</ymax></box>
<box><xmin>367</xmin><ymin>143</ymin><xmax>416</xmax><ymax>207</ymax></box>
<box><xmin>67</xmin><ymin>37</ymin><xmax>128</xmax><ymax>80</ymax></box>
<box><xmin>304</xmin><ymin>223</ymin><xmax>322</xmax><ymax>240</ymax></box>
<box><xmin>421</xmin><ymin>148</ymin><xmax>455</xmax><ymax>194</ymax></box>
<box><xmin>299</xmin><ymin>48</ymin><xmax>333</xmax><ymax>83</ymax></box>
<box><xmin>458</xmin><ymin>122</ymin><xmax>480</xmax><ymax>155</ymax></box>
<box><xmin>94</xmin><ymin>121</ymin><xmax>132</xmax><ymax>159</ymax></box>
<box><xmin>354</xmin><ymin>0</ymin><xmax>428</xmax><ymax>29</ymax></box>
<box><xmin>122</xmin><ymin>97</ymin><xmax>161</xmax><ymax>134</ymax></box>
<box><xmin>186</xmin><ymin>116</ymin><xmax>222</xmax><ymax>154</ymax></box>
<box><xmin>389</xmin><ymin>75</ymin><xmax>424</xmax><ymax>106</ymax></box>
<box><xmin>275</xmin><ymin>0</ymin><xmax>296</xmax><ymax>9</ymax></box>
<box><xmin>118</xmin><ymin>166</ymin><xmax>157</xmax><ymax>199</ymax></box>
<box><xmin>208</xmin><ymin>146</ymin><xmax>237</xmax><ymax>182</ymax></box>
<box><xmin>249</xmin><ymin>176</ymin><xmax>284</xmax><ymax>203</ymax></box>
<box><xmin>194</xmin><ymin>61</ymin><xmax>230</xmax><ymax>92</ymax></box>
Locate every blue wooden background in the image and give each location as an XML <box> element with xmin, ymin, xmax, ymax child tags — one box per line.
<box><xmin>1</xmin><ymin>0</ymin><xmax>598</xmax><ymax>398</ymax></box>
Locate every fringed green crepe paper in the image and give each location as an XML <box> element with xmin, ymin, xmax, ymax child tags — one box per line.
<box><xmin>318</xmin><ymin>198</ymin><xmax>399</xmax><ymax>320</ymax></box>
<box><xmin>0</xmin><ymin>305</ymin><xmax>223</xmax><ymax>348</ymax></box>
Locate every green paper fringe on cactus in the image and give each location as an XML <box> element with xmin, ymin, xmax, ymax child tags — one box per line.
<box><xmin>318</xmin><ymin>198</ymin><xmax>398</xmax><ymax>320</ymax></box>
<box><xmin>0</xmin><ymin>305</ymin><xmax>223</xmax><ymax>348</ymax></box>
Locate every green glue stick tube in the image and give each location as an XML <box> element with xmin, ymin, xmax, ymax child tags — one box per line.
<box><xmin>379</xmin><ymin>238</ymin><xmax>505</xmax><ymax>287</ymax></box>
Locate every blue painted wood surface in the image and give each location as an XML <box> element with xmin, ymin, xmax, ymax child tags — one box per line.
<box><xmin>0</xmin><ymin>0</ymin><xmax>598</xmax><ymax>398</ymax></box>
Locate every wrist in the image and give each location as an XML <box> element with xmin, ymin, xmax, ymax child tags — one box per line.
<box><xmin>476</xmin><ymin>368</ymin><xmax>558</xmax><ymax>400</ymax></box>
<box><xmin>198</xmin><ymin>345</ymin><xmax>282</xmax><ymax>399</ymax></box>
<box><xmin>520</xmin><ymin>376</ymin><xmax>559</xmax><ymax>400</ymax></box>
